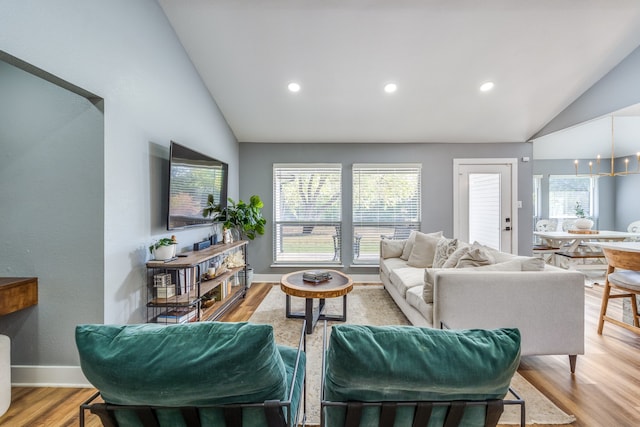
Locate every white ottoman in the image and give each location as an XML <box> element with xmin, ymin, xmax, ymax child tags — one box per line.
<box><xmin>0</xmin><ymin>335</ymin><xmax>10</xmax><ymax>416</ymax></box>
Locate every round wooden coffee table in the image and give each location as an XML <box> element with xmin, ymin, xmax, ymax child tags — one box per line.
<box><xmin>280</xmin><ymin>270</ymin><xmax>353</xmax><ymax>334</ymax></box>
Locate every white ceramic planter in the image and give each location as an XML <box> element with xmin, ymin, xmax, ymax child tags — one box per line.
<box><xmin>153</xmin><ymin>244</ymin><xmax>176</xmax><ymax>261</ymax></box>
<box><xmin>574</xmin><ymin>218</ymin><xmax>594</xmax><ymax>230</ymax></box>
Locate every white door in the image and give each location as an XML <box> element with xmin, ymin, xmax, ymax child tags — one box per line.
<box><xmin>453</xmin><ymin>159</ymin><xmax>517</xmax><ymax>253</ymax></box>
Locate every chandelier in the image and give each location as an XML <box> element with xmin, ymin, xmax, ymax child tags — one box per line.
<box><xmin>574</xmin><ymin>116</ymin><xmax>640</xmax><ymax>176</ymax></box>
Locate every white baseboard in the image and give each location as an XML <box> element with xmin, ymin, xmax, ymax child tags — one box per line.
<box><xmin>254</xmin><ymin>274</ymin><xmax>381</xmax><ymax>284</ymax></box>
<box><xmin>12</xmin><ymin>365</ymin><xmax>91</xmax><ymax>388</ymax></box>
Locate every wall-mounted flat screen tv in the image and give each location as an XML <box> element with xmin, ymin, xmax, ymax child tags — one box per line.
<box><xmin>167</xmin><ymin>141</ymin><xmax>228</xmax><ymax>230</ymax></box>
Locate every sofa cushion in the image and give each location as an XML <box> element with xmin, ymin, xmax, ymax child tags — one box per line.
<box><xmin>406</xmin><ymin>285</ymin><xmax>433</xmax><ymax>321</ymax></box>
<box><xmin>380</xmin><ymin>257</ymin><xmax>409</xmax><ymax>279</ymax></box>
<box><xmin>390</xmin><ymin>267</ymin><xmax>426</xmax><ymax>297</ymax></box>
<box><xmin>608</xmin><ymin>270</ymin><xmax>640</xmax><ymax>291</ymax></box>
<box><xmin>324</xmin><ymin>325</ymin><xmax>521</xmax><ymax>426</ymax></box>
<box><xmin>401</xmin><ymin>230</ymin><xmax>443</xmax><ymax>261</ymax></box>
<box><xmin>407</xmin><ymin>233</ymin><xmax>442</xmax><ymax>268</ymax></box>
<box><xmin>381</xmin><ymin>238</ymin><xmax>405</xmax><ymax>259</ymax></box>
<box><xmin>442</xmin><ymin>243</ymin><xmax>471</xmax><ymax>268</ymax></box>
<box><xmin>76</xmin><ymin>322</ymin><xmax>291</xmax><ymax>407</ymax></box>
<box><xmin>423</xmin><ymin>268</ymin><xmax>443</xmax><ymax>303</ymax></box>
<box><xmin>455</xmin><ymin>243</ymin><xmax>496</xmax><ymax>268</ymax></box>
<box><xmin>432</xmin><ymin>237</ymin><xmax>459</xmax><ymax>268</ymax></box>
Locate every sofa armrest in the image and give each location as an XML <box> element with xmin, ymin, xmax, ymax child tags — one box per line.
<box><xmin>432</xmin><ymin>270</ymin><xmax>585</xmax><ymax>356</ymax></box>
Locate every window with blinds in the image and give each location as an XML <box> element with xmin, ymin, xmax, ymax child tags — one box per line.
<box><xmin>352</xmin><ymin>164</ymin><xmax>421</xmax><ymax>265</ymax></box>
<box><xmin>548</xmin><ymin>175</ymin><xmax>596</xmax><ymax>218</ymax></box>
<box><xmin>273</xmin><ymin>164</ymin><xmax>342</xmax><ymax>264</ymax></box>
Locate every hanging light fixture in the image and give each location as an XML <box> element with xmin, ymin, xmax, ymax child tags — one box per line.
<box><xmin>574</xmin><ymin>116</ymin><xmax>640</xmax><ymax>176</ymax></box>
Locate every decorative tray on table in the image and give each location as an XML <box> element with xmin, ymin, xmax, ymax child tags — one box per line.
<box><xmin>302</xmin><ymin>270</ymin><xmax>332</xmax><ymax>283</ymax></box>
<box><xmin>568</xmin><ymin>229</ymin><xmax>599</xmax><ymax>234</ymax></box>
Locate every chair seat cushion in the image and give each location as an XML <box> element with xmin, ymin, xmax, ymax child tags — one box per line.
<box><xmin>76</xmin><ymin>322</ymin><xmax>290</xmax><ymax>406</ymax></box>
<box><xmin>608</xmin><ymin>270</ymin><xmax>640</xmax><ymax>291</ymax></box>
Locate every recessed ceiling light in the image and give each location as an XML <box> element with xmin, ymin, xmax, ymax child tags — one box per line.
<box><xmin>287</xmin><ymin>82</ymin><xmax>301</xmax><ymax>93</ymax></box>
<box><xmin>479</xmin><ymin>81</ymin><xmax>495</xmax><ymax>92</ymax></box>
<box><xmin>384</xmin><ymin>83</ymin><xmax>397</xmax><ymax>93</ymax></box>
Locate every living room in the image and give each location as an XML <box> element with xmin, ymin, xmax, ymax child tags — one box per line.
<box><xmin>2</xmin><ymin>1</ymin><xmax>640</xmax><ymax>426</ymax></box>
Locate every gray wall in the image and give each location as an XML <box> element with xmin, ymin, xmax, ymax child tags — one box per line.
<box><xmin>0</xmin><ymin>60</ymin><xmax>104</xmax><ymax>365</ymax></box>
<box><xmin>0</xmin><ymin>0</ymin><xmax>238</xmax><ymax>383</ymax></box>
<box><xmin>240</xmin><ymin>142</ymin><xmax>534</xmax><ymax>276</ymax></box>
<box><xmin>614</xmin><ymin>161</ymin><xmax>640</xmax><ymax>230</ymax></box>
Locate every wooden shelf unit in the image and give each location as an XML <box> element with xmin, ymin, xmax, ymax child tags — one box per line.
<box><xmin>0</xmin><ymin>277</ymin><xmax>38</xmax><ymax>316</ymax></box>
<box><xmin>145</xmin><ymin>241</ymin><xmax>248</xmax><ymax>323</ymax></box>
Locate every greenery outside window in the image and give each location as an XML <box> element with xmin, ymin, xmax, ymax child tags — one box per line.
<box><xmin>352</xmin><ymin>164</ymin><xmax>421</xmax><ymax>265</ymax></box>
<box><xmin>548</xmin><ymin>175</ymin><xmax>597</xmax><ymax>219</ymax></box>
<box><xmin>273</xmin><ymin>164</ymin><xmax>342</xmax><ymax>264</ymax></box>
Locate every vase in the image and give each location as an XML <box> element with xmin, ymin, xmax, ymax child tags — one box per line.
<box><xmin>153</xmin><ymin>244</ymin><xmax>176</xmax><ymax>261</ymax></box>
<box><xmin>574</xmin><ymin>218</ymin><xmax>594</xmax><ymax>230</ymax></box>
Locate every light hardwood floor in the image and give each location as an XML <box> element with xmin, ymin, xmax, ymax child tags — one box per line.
<box><xmin>0</xmin><ymin>283</ymin><xmax>638</xmax><ymax>426</ymax></box>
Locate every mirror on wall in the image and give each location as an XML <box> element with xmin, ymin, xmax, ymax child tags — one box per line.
<box><xmin>531</xmin><ymin>104</ymin><xmax>640</xmax><ymax>233</ymax></box>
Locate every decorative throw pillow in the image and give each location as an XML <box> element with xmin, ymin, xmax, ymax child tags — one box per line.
<box><xmin>432</xmin><ymin>238</ymin><xmax>459</xmax><ymax>268</ymax></box>
<box><xmin>380</xmin><ymin>239</ymin><xmax>405</xmax><ymax>259</ymax></box>
<box><xmin>400</xmin><ymin>230</ymin><xmax>443</xmax><ymax>261</ymax></box>
<box><xmin>442</xmin><ymin>244</ymin><xmax>471</xmax><ymax>268</ymax></box>
<box><xmin>455</xmin><ymin>243</ymin><xmax>496</xmax><ymax>268</ymax></box>
<box><xmin>407</xmin><ymin>233</ymin><xmax>442</xmax><ymax>268</ymax></box>
<box><xmin>520</xmin><ymin>257</ymin><xmax>545</xmax><ymax>271</ymax></box>
<box><xmin>422</xmin><ymin>267</ymin><xmax>444</xmax><ymax>303</ymax></box>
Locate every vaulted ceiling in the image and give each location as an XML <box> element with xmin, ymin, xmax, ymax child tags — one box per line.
<box><xmin>159</xmin><ymin>0</ymin><xmax>640</xmax><ymax>144</ymax></box>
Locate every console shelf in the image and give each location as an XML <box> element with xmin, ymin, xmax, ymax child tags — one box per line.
<box><xmin>145</xmin><ymin>241</ymin><xmax>248</xmax><ymax>323</ymax></box>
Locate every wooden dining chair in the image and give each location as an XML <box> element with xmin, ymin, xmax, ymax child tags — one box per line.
<box><xmin>597</xmin><ymin>248</ymin><xmax>640</xmax><ymax>335</ymax></box>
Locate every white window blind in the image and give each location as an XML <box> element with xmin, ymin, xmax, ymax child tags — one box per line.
<box><xmin>549</xmin><ymin>175</ymin><xmax>596</xmax><ymax>219</ymax></box>
<box><xmin>273</xmin><ymin>164</ymin><xmax>342</xmax><ymax>264</ymax></box>
<box><xmin>352</xmin><ymin>164</ymin><xmax>421</xmax><ymax>265</ymax></box>
<box><xmin>468</xmin><ymin>173</ymin><xmax>501</xmax><ymax>250</ymax></box>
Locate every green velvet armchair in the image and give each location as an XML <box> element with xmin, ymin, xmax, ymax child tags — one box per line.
<box><xmin>76</xmin><ymin>321</ymin><xmax>306</xmax><ymax>427</ymax></box>
<box><xmin>321</xmin><ymin>323</ymin><xmax>524</xmax><ymax>427</ymax></box>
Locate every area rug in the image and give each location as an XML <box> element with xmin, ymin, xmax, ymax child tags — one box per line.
<box><xmin>249</xmin><ymin>284</ymin><xmax>576</xmax><ymax>426</ymax></box>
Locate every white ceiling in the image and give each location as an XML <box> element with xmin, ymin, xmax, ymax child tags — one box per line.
<box><xmin>159</xmin><ymin>0</ymin><xmax>640</xmax><ymax>144</ymax></box>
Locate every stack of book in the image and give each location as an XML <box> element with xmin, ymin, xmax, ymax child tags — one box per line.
<box><xmin>303</xmin><ymin>270</ymin><xmax>332</xmax><ymax>283</ymax></box>
<box><xmin>157</xmin><ymin>307</ymin><xmax>197</xmax><ymax>324</ymax></box>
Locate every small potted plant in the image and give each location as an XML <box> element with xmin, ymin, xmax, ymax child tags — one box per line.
<box><xmin>149</xmin><ymin>235</ymin><xmax>178</xmax><ymax>261</ymax></box>
<box><xmin>574</xmin><ymin>201</ymin><xmax>594</xmax><ymax>230</ymax></box>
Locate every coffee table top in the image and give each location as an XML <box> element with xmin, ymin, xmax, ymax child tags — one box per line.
<box><xmin>280</xmin><ymin>269</ymin><xmax>353</xmax><ymax>299</ymax></box>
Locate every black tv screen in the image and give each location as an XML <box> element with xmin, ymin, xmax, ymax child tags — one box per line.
<box><xmin>167</xmin><ymin>141</ymin><xmax>228</xmax><ymax>230</ymax></box>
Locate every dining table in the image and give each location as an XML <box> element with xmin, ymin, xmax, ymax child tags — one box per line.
<box><xmin>534</xmin><ymin>230</ymin><xmax>640</xmax><ymax>253</ymax></box>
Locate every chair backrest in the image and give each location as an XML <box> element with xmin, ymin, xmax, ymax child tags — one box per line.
<box><xmin>561</xmin><ymin>219</ymin><xmax>576</xmax><ymax>231</ymax></box>
<box><xmin>628</xmin><ymin>220</ymin><xmax>640</xmax><ymax>233</ymax></box>
<box><xmin>602</xmin><ymin>248</ymin><xmax>640</xmax><ymax>271</ymax></box>
<box><xmin>322</xmin><ymin>325</ymin><xmax>522</xmax><ymax>427</ymax></box>
<box><xmin>535</xmin><ymin>219</ymin><xmax>556</xmax><ymax>232</ymax></box>
<box><xmin>76</xmin><ymin>322</ymin><xmax>305</xmax><ymax>427</ymax></box>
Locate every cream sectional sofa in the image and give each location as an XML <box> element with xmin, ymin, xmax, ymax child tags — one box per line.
<box><xmin>379</xmin><ymin>231</ymin><xmax>585</xmax><ymax>372</ymax></box>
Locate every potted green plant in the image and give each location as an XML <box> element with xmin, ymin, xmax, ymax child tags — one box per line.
<box><xmin>205</xmin><ymin>195</ymin><xmax>266</xmax><ymax>241</ymax></box>
<box><xmin>574</xmin><ymin>201</ymin><xmax>594</xmax><ymax>230</ymax></box>
<box><xmin>204</xmin><ymin>195</ymin><xmax>266</xmax><ymax>287</ymax></box>
<box><xmin>149</xmin><ymin>236</ymin><xmax>178</xmax><ymax>261</ymax></box>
